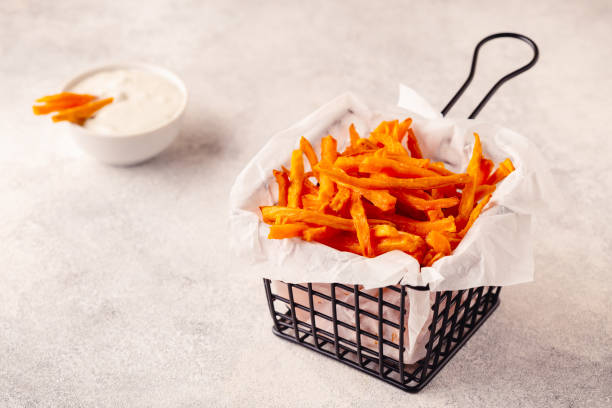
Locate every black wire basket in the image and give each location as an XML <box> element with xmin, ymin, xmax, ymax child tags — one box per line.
<box><xmin>262</xmin><ymin>33</ymin><xmax>539</xmax><ymax>393</ymax></box>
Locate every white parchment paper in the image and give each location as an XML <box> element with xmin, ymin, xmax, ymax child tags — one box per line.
<box><xmin>229</xmin><ymin>85</ymin><xmax>558</xmax><ymax>363</ymax></box>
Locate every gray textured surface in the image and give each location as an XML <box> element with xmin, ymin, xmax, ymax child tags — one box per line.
<box><xmin>1</xmin><ymin>0</ymin><xmax>611</xmax><ymax>406</ymax></box>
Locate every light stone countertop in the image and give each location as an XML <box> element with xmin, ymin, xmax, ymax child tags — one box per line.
<box><xmin>1</xmin><ymin>1</ymin><xmax>611</xmax><ymax>406</ymax></box>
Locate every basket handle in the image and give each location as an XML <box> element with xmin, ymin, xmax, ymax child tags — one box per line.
<box><xmin>441</xmin><ymin>32</ymin><xmax>539</xmax><ymax>119</ymax></box>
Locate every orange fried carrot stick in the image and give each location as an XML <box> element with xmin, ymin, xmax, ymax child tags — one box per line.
<box><xmin>260</xmin><ymin>206</ymin><xmax>392</xmax><ymax>232</ymax></box>
<box><xmin>299</xmin><ymin>136</ymin><xmax>318</xmax><ymax>172</ymax></box>
<box><xmin>35</xmin><ymin>92</ymin><xmax>96</xmax><ymax>103</ymax></box>
<box><xmin>458</xmin><ymin>193</ymin><xmax>493</xmax><ymax>237</ymax></box>
<box><xmin>338</xmin><ymin>181</ymin><xmax>396</xmax><ymax>212</ymax></box>
<box><xmin>394</xmin><ymin>191</ymin><xmax>459</xmax><ymax>212</ymax></box>
<box><xmin>316</xmin><ymin>161</ymin><xmax>470</xmax><ymax>190</ymax></box>
<box><xmin>287</xmin><ymin>149</ymin><xmax>304</xmax><ymax>208</ymax></box>
<box><xmin>405</xmin><ymin>128</ymin><xmax>423</xmax><ymax>158</ymax></box>
<box><xmin>51</xmin><ymin>97</ymin><xmax>114</xmax><ymax>124</ymax></box>
<box><xmin>329</xmin><ymin>185</ymin><xmax>351</xmax><ymax>212</ymax></box>
<box><xmin>33</xmin><ymin>94</ymin><xmax>97</xmax><ymax>115</ymax></box>
<box><xmin>302</xmin><ymin>226</ymin><xmax>338</xmax><ymax>242</ymax></box>
<box><xmin>268</xmin><ymin>223</ymin><xmax>309</xmax><ymax>239</ymax></box>
<box><xmin>456</xmin><ymin>133</ymin><xmax>483</xmax><ymax>229</ymax></box>
<box><xmin>486</xmin><ymin>158</ymin><xmax>515</xmax><ymax>185</ymax></box>
<box><xmin>349</xmin><ymin>123</ymin><xmax>360</xmax><ymax>147</ymax></box>
<box><xmin>350</xmin><ymin>192</ymin><xmax>373</xmax><ymax>257</ymax></box>
<box><xmin>273</xmin><ymin>169</ymin><xmax>289</xmax><ymax>206</ymax></box>
<box><xmin>425</xmin><ymin>230</ymin><xmax>451</xmax><ymax>255</ymax></box>
<box><xmin>318</xmin><ymin>135</ymin><xmax>338</xmax><ymax>208</ymax></box>
<box><xmin>358</xmin><ymin>156</ymin><xmax>441</xmax><ymax>178</ymax></box>
<box><xmin>375</xmin><ymin>232</ymin><xmax>425</xmax><ymax>255</ymax></box>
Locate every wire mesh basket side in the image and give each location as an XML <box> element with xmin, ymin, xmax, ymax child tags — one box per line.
<box><xmin>264</xmin><ymin>279</ymin><xmax>501</xmax><ymax>392</ymax></box>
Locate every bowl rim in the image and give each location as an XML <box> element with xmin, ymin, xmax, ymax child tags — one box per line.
<box><xmin>61</xmin><ymin>62</ymin><xmax>188</xmax><ymax>138</ymax></box>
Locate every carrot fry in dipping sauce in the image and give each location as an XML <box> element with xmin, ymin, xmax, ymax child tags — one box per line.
<box><xmin>35</xmin><ymin>92</ymin><xmax>95</xmax><ymax>103</ymax></box>
<box><xmin>350</xmin><ymin>192</ymin><xmax>373</xmax><ymax>257</ymax></box>
<box><xmin>287</xmin><ymin>149</ymin><xmax>305</xmax><ymax>208</ymax></box>
<box><xmin>51</xmin><ymin>97</ymin><xmax>114</xmax><ymax>124</ymax></box>
<box><xmin>261</xmin><ymin>117</ymin><xmax>510</xmax><ymax>266</ymax></box>
<box><xmin>33</xmin><ymin>94</ymin><xmax>97</xmax><ymax>115</ymax></box>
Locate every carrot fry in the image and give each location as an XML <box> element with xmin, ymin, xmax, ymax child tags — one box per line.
<box><xmin>316</xmin><ymin>162</ymin><xmax>470</xmax><ymax>190</ymax></box>
<box><xmin>302</xmin><ymin>178</ymin><xmax>318</xmax><ymax>195</ymax></box>
<box><xmin>456</xmin><ymin>133</ymin><xmax>482</xmax><ymax>229</ymax></box>
<box><xmin>458</xmin><ymin>193</ymin><xmax>493</xmax><ymax>237</ymax></box>
<box><xmin>334</xmin><ymin>154</ymin><xmax>373</xmax><ymax>172</ymax></box>
<box><xmin>32</xmin><ymin>95</ymin><xmax>97</xmax><ymax>115</ymax></box>
<box><xmin>477</xmin><ymin>158</ymin><xmax>495</xmax><ymax>186</ymax></box>
<box><xmin>268</xmin><ymin>223</ymin><xmax>308</xmax><ymax>239</ymax></box>
<box><xmin>287</xmin><ymin>149</ymin><xmax>304</xmax><ymax>208</ymax></box>
<box><xmin>427</xmin><ymin>189</ymin><xmax>446</xmax><ymax>221</ymax></box>
<box><xmin>394</xmin><ymin>191</ymin><xmax>459</xmax><ymax>211</ymax></box>
<box><xmin>406</xmin><ymin>128</ymin><xmax>423</xmax><ymax>158</ymax></box>
<box><xmin>475</xmin><ymin>184</ymin><xmax>496</xmax><ymax>202</ymax></box>
<box><xmin>318</xmin><ymin>135</ymin><xmax>338</xmax><ymax>208</ymax></box>
<box><xmin>425</xmin><ymin>231</ymin><xmax>451</xmax><ymax>255</ymax></box>
<box><xmin>349</xmin><ymin>123</ymin><xmax>360</xmax><ymax>147</ymax></box>
<box><xmin>365</xmin><ymin>203</ymin><xmax>456</xmax><ymax>236</ymax></box>
<box><xmin>301</xmin><ymin>193</ymin><xmax>321</xmax><ymax>211</ymax></box>
<box><xmin>299</xmin><ymin>136</ymin><xmax>318</xmax><ymax>171</ymax></box>
<box><xmin>261</xmin><ymin>206</ymin><xmax>392</xmax><ymax>232</ymax></box>
<box><xmin>35</xmin><ymin>92</ymin><xmax>96</xmax><ymax>103</ymax></box>
<box><xmin>486</xmin><ymin>158</ymin><xmax>515</xmax><ymax>185</ymax></box>
<box><xmin>375</xmin><ymin>232</ymin><xmax>425</xmax><ymax>255</ymax></box>
<box><xmin>371</xmin><ymin>224</ymin><xmax>400</xmax><ymax>238</ymax></box>
<box><xmin>272</xmin><ymin>170</ymin><xmax>289</xmax><ymax>206</ymax></box>
<box><xmin>358</xmin><ymin>156</ymin><xmax>440</xmax><ymax>178</ymax></box>
<box><xmin>51</xmin><ymin>97</ymin><xmax>114</xmax><ymax>124</ymax></box>
<box><xmin>350</xmin><ymin>192</ymin><xmax>373</xmax><ymax>257</ymax></box>
<box><xmin>379</xmin><ymin>151</ymin><xmax>431</xmax><ymax>168</ymax></box>
<box><xmin>337</xmin><ymin>181</ymin><xmax>396</xmax><ymax>212</ymax></box>
<box><xmin>329</xmin><ymin>186</ymin><xmax>351</xmax><ymax>212</ymax></box>
<box><xmin>302</xmin><ymin>226</ymin><xmax>338</xmax><ymax>242</ymax></box>
<box><xmin>397</xmin><ymin>118</ymin><xmax>412</xmax><ymax>143</ymax></box>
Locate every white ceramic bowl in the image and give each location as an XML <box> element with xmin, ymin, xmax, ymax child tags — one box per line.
<box><xmin>62</xmin><ymin>63</ymin><xmax>188</xmax><ymax>166</ymax></box>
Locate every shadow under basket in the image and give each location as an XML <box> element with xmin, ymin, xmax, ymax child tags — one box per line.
<box><xmin>263</xmin><ymin>279</ymin><xmax>501</xmax><ymax>392</ymax></box>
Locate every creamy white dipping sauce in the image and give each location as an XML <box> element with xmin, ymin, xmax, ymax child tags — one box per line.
<box><xmin>68</xmin><ymin>68</ymin><xmax>184</xmax><ymax>135</ymax></box>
